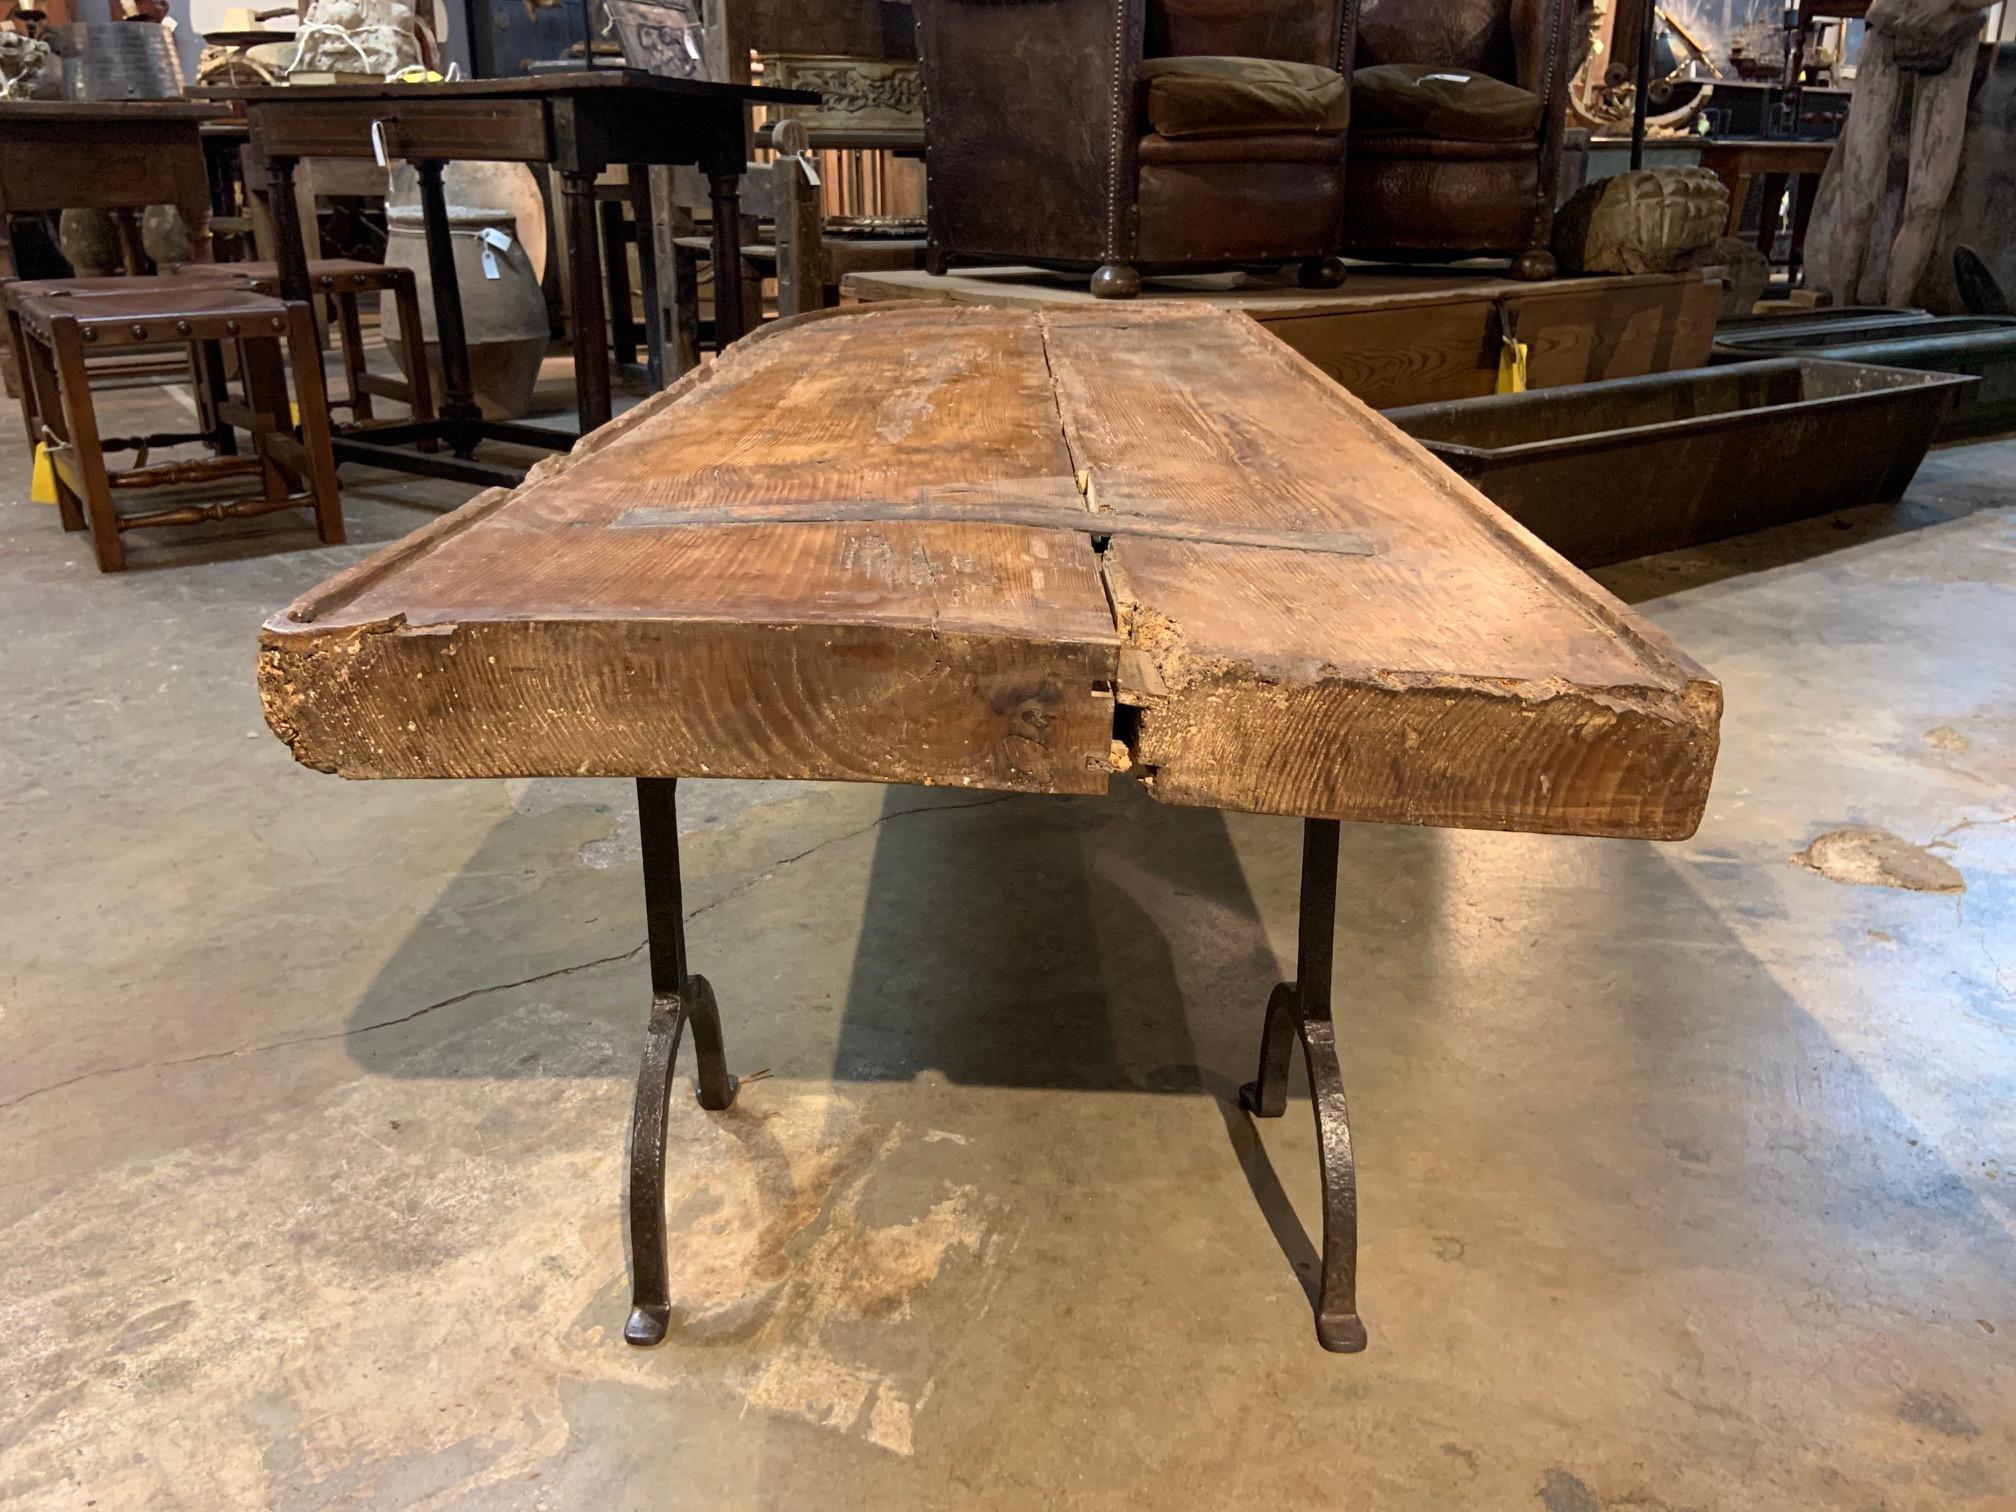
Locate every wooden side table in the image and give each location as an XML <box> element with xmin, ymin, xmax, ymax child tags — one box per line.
<box><xmin>208</xmin><ymin>71</ymin><xmax>816</xmax><ymax>489</ymax></box>
<box><xmin>1698</xmin><ymin>138</ymin><xmax>1838</xmax><ymax>273</ymax></box>
<box><xmin>0</xmin><ymin>101</ymin><xmax>224</xmax><ymax>397</ymax></box>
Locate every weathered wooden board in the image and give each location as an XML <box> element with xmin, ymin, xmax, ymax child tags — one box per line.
<box><xmin>262</xmin><ymin>301</ymin><xmax>1721</xmax><ymax>838</ymax></box>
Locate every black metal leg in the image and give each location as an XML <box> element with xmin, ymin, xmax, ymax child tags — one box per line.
<box><xmin>625</xmin><ymin>777</ymin><xmax>738</xmax><ymax>1348</ymax></box>
<box><xmin>1239</xmin><ymin>818</ymin><xmax>1366</xmax><ymax>1354</ymax></box>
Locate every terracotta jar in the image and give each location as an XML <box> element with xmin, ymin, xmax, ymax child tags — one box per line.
<box><xmin>383</xmin><ymin>205</ymin><xmax>547</xmax><ymax>421</ymax></box>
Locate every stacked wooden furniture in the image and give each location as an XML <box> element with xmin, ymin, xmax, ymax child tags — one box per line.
<box><xmin>260</xmin><ymin>302</ymin><xmax>1721</xmax><ymax>1353</ymax></box>
<box><xmin>210</xmin><ymin>72</ymin><xmax>812</xmax><ymax>488</ymax></box>
<box><xmin>659</xmin><ymin>0</ymin><xmax>927</xmax><ymax>365</ymax></box>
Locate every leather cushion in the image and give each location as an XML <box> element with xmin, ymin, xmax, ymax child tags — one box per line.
<box><xmin>1351</xmin><ymin>63</ymin><xmax>1542</xmax><ymax>143</ymax></box>
<box><xmin>1139</xmin><ymin>55</ymin><xmax>1350</xmax><ymax>138</ymax></box>
<box><xmin>1137</xmin><ymin>130</ymin><xmax>1345</xmax><ymax>165</ymax></box>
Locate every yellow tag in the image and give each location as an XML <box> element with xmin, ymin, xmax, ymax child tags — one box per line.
<box><xmin>290</xmin><ymin>401</ymin><xmax>300</xmax><ymax>426</ymax></box>
<box><xmin>1496</xmin><ymin>338</ymin><xmax>1529</xmax><ymax>395</ymax></box>
<box><xmin>30</xmin><ymin>441</ymin><xmax>57</xmax><ymax>505</ymax></box>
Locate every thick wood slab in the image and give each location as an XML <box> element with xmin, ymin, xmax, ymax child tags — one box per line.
<box><xmin>262</xmin><ymin>302</ymin><xmax>1721</xmax><ymax>838</ymax></box>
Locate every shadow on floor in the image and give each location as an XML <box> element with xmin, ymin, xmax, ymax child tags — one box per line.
<box><xmin>332</xmin><ymin>769</ymin><xmax>2016</xmax><ymax>1344</ymax></box>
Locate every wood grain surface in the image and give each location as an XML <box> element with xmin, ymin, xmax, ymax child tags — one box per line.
<box><xmin>262</xmin><ymin>302</ymin><xmax>1721</xmax><ymax>837</ymax></box>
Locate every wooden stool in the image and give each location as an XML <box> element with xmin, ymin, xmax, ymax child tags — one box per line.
<box><xmin>3</xmin><ymin>275</ymin><xmax>236</xmax><ymax>451</ymax></box>
<box><xmin>173</xmin><ymin>258</ymin><xmax>436</xmax><ymax>436</ymax></box>
<box><xmin>11</xmin><ymin>283</ymin><xmax>341</xmax><ymax>572</ymax></box>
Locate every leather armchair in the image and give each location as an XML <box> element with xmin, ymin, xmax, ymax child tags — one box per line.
<box><xmin>1345</xmin><ymin>0</ymin><xmax>1575</xmax><ymax>278</ymax></box>
<box><xmin>914</xmin><ymin>0</ymin><xmax>1359</xmax><ymax>298</ymax></box>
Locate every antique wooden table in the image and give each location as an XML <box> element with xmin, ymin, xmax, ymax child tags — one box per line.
<box><xmin>207</xmin><ymin>72</ymin><xmax>816</xmax><ymax>488</ymax></box>
<box><xmin>1697</xmin><ymin>138</ymin><xmax>1838</xmax><ymax>270</ymax></box>
<box><xmin>0</xmin><ymin>100</ymin><xmax>221</xmax><ymax>278</ymax></box>
<box><xmin>0</xmin><ymin>100</ymin><xmax>224</xmax><ymax>396</ymax></box>
<box><xmin>260</xmin><ymin>302</ymin><xmax>1722</xmax><ymax>1353</ymax></box>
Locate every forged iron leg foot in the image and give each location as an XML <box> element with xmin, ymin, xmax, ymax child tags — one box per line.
<box><xmin>1238</xmin><ymin>981</ymin><xmax>1298</xmax><ymax>1119</ymax></box>
<box><xmin>1299</xmin><ymin>1014</ymin><xmax>1365</xmax><ymax>1352</ymax></box>
<box><xmin>1241</xmin><ymin>818</ymin><xmax>1366</xmax><ymax>1353</ymax></box>
<box><xmin>624</xmin><ymin>778</ymin><xmax>738</xmax><ymax>1348</ymax></box>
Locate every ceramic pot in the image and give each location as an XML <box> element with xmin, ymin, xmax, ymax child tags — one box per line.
<box><xmin>141</xmin><ymin>204</ymin><xmax>192</xmax><ymax>267</ymax></box>
<box><xmin>385</xmin><ymin>160</ymin><xmax>548</xmax><ymax>284</ymax></box>
<box><xmin>57</xmin><ymin>208</ymin><xmax>120</xmax><ymax>276</ymax></box>
<box><xmin>384</xmin><ymin>205</ymin><xmax>547</xmax><ymax>421</ymax></box>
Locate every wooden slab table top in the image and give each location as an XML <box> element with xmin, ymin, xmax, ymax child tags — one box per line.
<box><xmin>261</xmin><ymin>301</ymin><xmax>1722</xmax><ymax>1354</ymax></box>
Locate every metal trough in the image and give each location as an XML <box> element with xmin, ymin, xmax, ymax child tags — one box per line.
<box><xmin>1387</xmin><ymin>359</ymin><xmax>1971</xmax><ymax>567</ymax></box>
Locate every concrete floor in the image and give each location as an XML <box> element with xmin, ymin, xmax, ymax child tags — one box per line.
<box><xmin>1</xmin><ymin>368</ymin><xmax>2013</xmax><ymax>1512</ymax></box>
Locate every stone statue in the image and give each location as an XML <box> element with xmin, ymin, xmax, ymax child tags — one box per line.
<box><xmin>1807</xmin><ymin>0</ymin><xmax>1993</xmax><ymax>307</ymax></box>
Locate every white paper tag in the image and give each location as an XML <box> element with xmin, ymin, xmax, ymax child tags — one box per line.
<box><xmin>798</xmin><ymin>154</ymin><xmax>822</xmax><ymax>187</ymax></box>
<box><xmin>481</xmin><ymin>247</ymin><xmax>500</xmax><ymax>280</ymax></box>
<box><xmin>682</xmin><ymin>26</ymin><xmax>700</xmax><ymax>58</ymax></box>
<box><xmin>369</xmin><ymin>119</ymin><xmax>390</xmax><ymax>167</ymax></box>
<box><xmin>480</xmin><ymin>226</ymin><xmax>513</xmax><ymax>252</ymax></box>
<box><xmin>1421</xmin><ymin>71</ymin><xmax>1472</xmax><ymax>85</ymax></box>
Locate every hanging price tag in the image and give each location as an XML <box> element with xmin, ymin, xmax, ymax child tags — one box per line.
<box><xmin>369</xmin><ymin>118</ymin><xmax>391</xmax><ymax>168</ymax></box>
<box><xmin>481</xmin><ymin>247</ymin><xmax>501</xmax><ymax>280</ymax></box>
<box><xmin>683</xmin><ymin>25</ymin><xmax>700</xmax><ymax>58</ymax></box>
<box><xmin>480</xmin><ymin>226</ymin><xmax>513</xmax><ymax>252</ymax></box>
<box><xmin>798</xmin><ymin>153</ymin><xmax>822</xmax><ymax>187</ymax></box>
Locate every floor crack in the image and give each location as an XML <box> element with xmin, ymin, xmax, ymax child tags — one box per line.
<box><xmin>684</xmin><ymin>791</ymin><xmax>1017</xmax><ymax>924</ymax></box>
<box><xmin>0</xmin><ymin>791</ymin><xmax>1023</xmax><ymax>1115</ymax></box>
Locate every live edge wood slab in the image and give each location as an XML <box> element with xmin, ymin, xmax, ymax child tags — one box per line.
<box><xmin>261</xmin><ymin>301</ymin><xmax>1719</xmax><ymax>840</ymax></box>
<box><xmin>260</xmin><ymin>300</ymin><xmax>1721</xmax><ymax>1353</ymax></box>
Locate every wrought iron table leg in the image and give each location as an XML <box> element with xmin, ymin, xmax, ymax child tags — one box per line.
<box><xmin>1239</xmin><ymin>818</ymin><xmax>1367</xmax><ymax>1353</ymax></box>
<box><xmin>625</xmin><ymin>777</ymin><xmax>737</xmax><ymax>1347</ymax></box>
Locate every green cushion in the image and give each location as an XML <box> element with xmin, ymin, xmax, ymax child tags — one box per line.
<box><xmin>1140</xmin><ymin>55</ymin><xmax>1350</xmax><ymax>139</ymax></box>
<box><xmin>1351</xmin><ymin>63</ymin><xmax>1543</xmax><ymax>143</ymax></box>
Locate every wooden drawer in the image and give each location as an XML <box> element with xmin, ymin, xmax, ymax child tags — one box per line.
<box><xmin>252</xmin><ymin>98</ymin><xmax>550</xmax><ymax>162</ymax></box>
<box><xmin>0</xmin><ymin>122</ymin><xmax>201</xmax><ymax>214</ymax></box>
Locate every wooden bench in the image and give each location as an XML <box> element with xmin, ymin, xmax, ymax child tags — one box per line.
<box><xmin>261</xmin><ymin>301</ymin><xmax>1721</xmax><ymax>1353</ymax></box>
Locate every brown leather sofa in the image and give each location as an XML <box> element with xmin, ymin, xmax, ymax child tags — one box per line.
<box><xmin>1344</xmin><ymin>0</ymin><xmax>1576</xmax><ymax>278</ymax></box>
<box><xmin>913</xmin><ymin>0</ymin><xmax>1359</xmax><ymax>298</ymax></box>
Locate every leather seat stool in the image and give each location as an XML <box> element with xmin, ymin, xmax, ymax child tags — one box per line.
<box><xmin>173</xmin><ymin>259</ymin><xmax>436</xmax><ymax>438</ymax></box>
<box><xmin>8</xmin><ymin>281</ymin><xmax>341</xmax><ymax>571</ymax></box>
